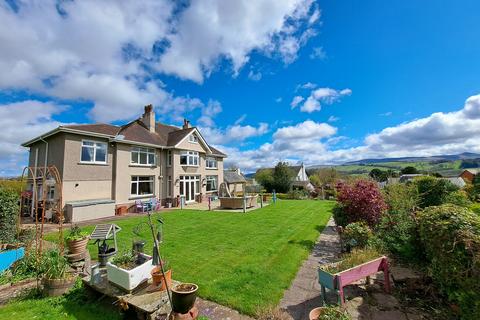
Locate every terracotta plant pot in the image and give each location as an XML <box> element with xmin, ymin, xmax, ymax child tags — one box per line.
<box><xmin>67</xmin><ymin>237</ymin><xmax>89</xmax><ymax>254</ymax></box>
<box><xmin>171</xmin><ymin>283</ymin><xmax>198</xmax><ymax>314</ymax></box>
<box><xmin>42</xmin><ymin>277</ymin><xmax>76</xmax><ymax>297</ymax></box>
<box><xmin>151</xmin><ymin>267</ymin><xmax>172</xmax><ymax>291</ymax></box>
<box><xmin>309</xmin><ymin>307</ymin><xmax>344</xmax><ymax>320</ymax></box>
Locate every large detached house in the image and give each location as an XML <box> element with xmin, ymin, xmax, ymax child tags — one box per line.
<box><xmin>22</xmin><ymin>105</ymin><xmax>226</xmax><ymax>221</ymax></box>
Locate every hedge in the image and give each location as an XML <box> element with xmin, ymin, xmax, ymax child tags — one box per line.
<box><xmin>418</xmin><ymin>205</ymin><xmax>480</xmax><ymax>319</ymax></box>
<box><xmin>0</xmin><ymin>187</ymin><xmax>19</xmax><ymax>244</ymax></box>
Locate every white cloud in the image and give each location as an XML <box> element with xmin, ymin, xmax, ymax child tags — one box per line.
<box><xmin>275</xmin><ymin>97</ymin><xmax>283</xmax><ymax>103</ymax></box>
<box><xmin>248</xmin><ymin>70</ymin><xmax>262</xmax><ymax>81</ymax></box>
<box><xmin>202</xmin><ymin>123</ymin><xmax>269</xmax><ymax>145</ymax></box>
<box><xmin>290</xmin><ymin>96</ymin><xmax>305</xmax><ymax>109</ymax></box>
<box><xmin>0</xmin><ymin>100</ymin><xmax>68</xmax><ymax>176</ymax></box>
<box><xmin>309</xmin><ymin>46</ymin><xmax>326</xmax><ymax>60</ymax></box>
<box><xmin>379</xmin><ymin>111</ymin><xmax>393</xmax><ymax>117</ymax></box>
<box><xmin>234</xmin><ymin>114</ymin><xmax>247</xmax><ymax>125</ymax></box>
<box><xmin>157</xmin><ymin>0</ymin><xmax>319</xmax><ymax>82</ymax></box>
<box><xmin>226</xmin><ymin>94</ymin><xmax>480</xmax><ymax>172</ymax></box>
<box><xmin>328</xmin><ymin>115</ymin><xmax>340</xmax><ymax>122</ymax></box>
<box><xmin>197</xmin><ymin>100</ymin><xmax>223</xmax><ymax>127</ymax></box>
<box><xmin>299</xmin><ymin>87</ymin><xmax>351</xmax><ymax>112</ymax></box>
<box><xmin>0</xmin><ymin>0</ymin><xmax>320</xmax><ymax>123</ymax></box>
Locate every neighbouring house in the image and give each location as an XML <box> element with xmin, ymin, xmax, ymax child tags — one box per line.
<box><xmin>256</xmin><ymin>163</ymin><xmax>315</xmax><ymax>192</ymax></box>
<box><xmin>443</xmin><ymin>177</ymin><xmax>467</xmax><ymax>188</ymax></box>
<box><xmin>22</xmin><ymin>105</ymin><xmax>226</xmax><ymax>222</ymax></box>
<box><xmin>398</xmin><ymin>174</ymin><xmax>425</xmax><ymax>183</ymax></box>
<box><xmin>459</xmin><ymin>168</ymin><xmax>480</xmax><ymax>183</ymax></box>
<box><xmin>223</xmin><ymin>169</ymin><xmax>246</xmax><ymax>196</ymax></box>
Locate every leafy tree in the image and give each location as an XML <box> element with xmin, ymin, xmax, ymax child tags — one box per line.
<box><xmin>272</xmin><ymin>162</ymin><xmax>294</xmax><ymax>193</ymax></box>
<box><xmin>369</xmin><ymin>169</ymin><xmax>388</xmax><ymax>182</ymax></box>
<box><xmin>255</xmin><ymin>169</ymin><xmax>274</xmax><ymax>192</ymax></box>
<box><xmin>415</xmin><ymin>176</ymin><xmax>459</xmax><ymax>208</ymax></box>
<box><xmin>334</xmin><ymin>179</ymin><xmax>387</xmax><ymax>228</ymax></box>
<box><xmin>0</xmin><ymin>187</ymin><xmax>19</xmax><ymax>244</ymax></box>
<box><xmin>400</xmin><ymin>166</ymin><xmax>419</xmax><ymax>174</ymax></box>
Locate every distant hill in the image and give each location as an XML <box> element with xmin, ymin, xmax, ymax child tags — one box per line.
<box><xmin>342</xmin><ymin>152</ymin><xmax>480</xmax><ymax>165</ymax></box>
<box><xmin>307</xmin><ymin>152</ymin><xmax>480</xmax><ymax>177</ymax></box>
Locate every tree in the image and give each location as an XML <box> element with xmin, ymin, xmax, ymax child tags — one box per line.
<box><xmin>255</xmin><ymin>169</ymin><xmax>274</xmax><ymax>192</ymax></box>
<box><xmin>272</xmin><ymin>162</ymin><xmax>294</xmax><ymax>193</ymax></box>
<box><xmin>415</xmin><ymin>176</ymin><xmax>459</xmax><ymax>208</ymax></box>
<box><xmin>369</xmin><ymin>168</ymin><xmax>388</xmax><ymax>182</ymax></box>
<box><xmin>400</xmin><ymin>166</ymin><xmax>419</xmax><ymax>174</ymax></box>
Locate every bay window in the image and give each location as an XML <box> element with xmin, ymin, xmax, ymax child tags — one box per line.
<box><xmin>206</xmin><ymin>175</ymin><xmax>218</xmax><ymax>192</ymax></box>
<box><xmin>180</xmin><ymin>151</ymin><xmax>199</xmax><ymax>166</ymax></box>
<box><xmin>131</xmin><ymin>176</ymin><xmax>154</xmax><ymax>197</ymax></box>
<box><xmin>206</xmin><ymin>157</ymin><xmax>217</xmax><ymax>169</ymax></box>
<box><xmin>131</xmin><ymin>147</ymin><xmax>155</xmax><ymax>165</ymax></box>
<box><xmin>81</xmin><ymin>140</ymin><xmax>107</xmax><ymax>164</ymax></box>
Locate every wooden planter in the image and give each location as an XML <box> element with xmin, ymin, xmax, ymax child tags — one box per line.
<box><xmin>67</xmin><ymin>237</ymin><xmax>89</xmax><ymax>255</ymax></box>
<box><xmin>318</xmin><ymin>256</ymin><xmax>390</xmax><ymax>305</ymax></box>
<box><xmin>42</xmin><ymin>277</ymin><xmax>76</xmax><ymax>297</ymax></box>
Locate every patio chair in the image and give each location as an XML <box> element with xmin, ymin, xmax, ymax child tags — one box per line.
<box><xmin>135</xmin><ymin>200</ymin><xmax>149</xmax><ymax>213</ymax></box>
<box><xmin>150</xmin><ymin>198</ymin><xmax>161</xmax><ymax>211</ymax></box>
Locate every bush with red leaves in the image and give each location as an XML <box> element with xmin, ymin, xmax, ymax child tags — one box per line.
<box><xmin>334</xmin><ymin>179</ymin><xmax>387</xmax><ymax>228</ymax></box>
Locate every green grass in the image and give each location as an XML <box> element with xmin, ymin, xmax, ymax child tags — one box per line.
<box><xmin>32</xmin><ymin>200</ymin><xmax>332</xmax><ymax>316</ymax></box>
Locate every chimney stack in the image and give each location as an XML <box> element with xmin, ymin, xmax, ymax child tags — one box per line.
<box><xmin>142</xmin><ymin>104</ymin><xmax>156</xmax><ymax>133</ymax></box>
<box><xmin>183</xmin><ymin>118</ymin><xmax>191</xmax><ymax>129</ymax></box>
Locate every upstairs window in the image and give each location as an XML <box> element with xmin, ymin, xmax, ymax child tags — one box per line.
<box><xmin>131</xmin><ymin>147</ymin><xmax>155</xmax><ymax>165</ymax></box>
<box><xmin>188</xmin><ymin>134</ymin><xmax>198</xmax><ymax>143</ymax></box>
<box><xmin>180</xmin><ymin>151</ymin><xmax>199</xmax><ymax>166</ymax></box>
<box><xmin>81</xmin><ymin>140</ymin><xmax>107</xmax><ymax>164</ymax></box>
<box><xmin>206</xmin><ymin>175</ymin><xmax>218</xmax><ymax>192</ymax></box>
<box><xmin>167</xmin><ymin>150</ymin><xmax>172</xmax><ymax>167</ymax></box>
<box><xmin>205</xmin><ymin>157</ymin><xmax>217</xmax><ymax>169</ymax></box>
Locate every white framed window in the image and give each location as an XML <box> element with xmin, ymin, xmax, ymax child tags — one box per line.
<box><xmin>81</xmin><ymin>140</ymin><xmax>107</xmax><ymax>164</ymax></box>
<box><xmin>180</xmin><ymin>151</ymin><xmax>199</xmax><ymax>166</ymax></box>
<box><xmin>206</xmin><ymin>157</ymin><xmax>217</xmax><ymax>169</ymax></box>
<box><xmin>131</xmin><ymin>176</ymin><xmax>154</xmax><ymax>197</ymax></box>
<box><xmin>188</xmin><ymin>134</ymin><xmax>198</xmax><ymax>143</ymax></box>
<box><xmin>167</xmin><ymin>175</ymin><xmax>172</xmax><ymax>197</ymax></box>
<box><xmin>206</xmin><ymin>175</ymin><xmax>218</xmax><ymax>192</ymax></box>
<box><xmin>167</xmin><ymin>150</ymin><xmax>172</xmax><ymax>167</ymax></box>
<box><xmin>131</xmin><ymin>147</ymin><xmax>155</xmax><ymax>165</ymax></box>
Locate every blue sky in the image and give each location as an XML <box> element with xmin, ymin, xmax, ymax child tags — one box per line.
<box><xmin>1</xmin><ymin>0</ymin><xmax>480</xmax><ymax>175</ymax></box>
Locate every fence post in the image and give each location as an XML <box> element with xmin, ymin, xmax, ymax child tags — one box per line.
<box><xmin>243</xmin><ymin>194</ymin><xmax>246</xmax><ymax>213</ymax></box>
<box><xmin>180</xmin><ymin>195</ymin><xmax>185</xmax><ymax>209</ymax></box>
<box><xmin>208</xmin><ymin>196</ymin><xmax>211</xmax><ymax>211</ymax></box>
<box><xmin>260</xmin><ymin>193</ymin><xmax>263</xmax><ymax>208</ymax></box>
<box><xmin>273</xmin><ymin>190</ymin><xmax>277</xmax><ymax>204</ymax></box>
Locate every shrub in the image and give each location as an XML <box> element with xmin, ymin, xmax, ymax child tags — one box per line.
<box><xmin>414</xmin><ymin>176</ymin><xmax>458</xmax><ymax>208</ymax></box>
<box><xmin>445</xmin><ymin>190</ymin><xmax>472</xmax><ymax>208</ymax></box>
<box><xmin>470</xmin><ymin>203</ymin><xmax>480</xmax><ymax>216</ymax></box>
<box><xmin>342</xmin><ymin>222</ymin><xmax>372</xmax><ymax>250</ymax></box>
<box><xmin>418</xmin><ymin>205</ymin><xmax>480</xmax><ymax>319</ymax></box>
<box><xmin>0</xmin><ymin>187</ymin><xmax>19</xmax><ymax>244</ymax></box>
<box><xmin>286</xmin><ymin>189</ymin><xmax>309</xmax><ymax>200</ymax></box>
<box><xmin>65</xmin><ymin>225</ymin><xmax>89</xmax><ymax>242</ymax></box>
<box><xmin>379</xmin><ymin>184</ymin><xmax>423</xmax><ymax>262</ymax></box>
<box><xmin>334</xmin><ymin>180</ymin><xmax>387</xmax><ymax>228</ymax></box>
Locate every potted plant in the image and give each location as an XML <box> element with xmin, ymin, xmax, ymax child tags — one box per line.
<box><xmin>65</xmin><ymin>225</ymin><xmax>89</xmax><ymax>255</ymax></box>
<box><xmin>106</xmin><ymin>250</ymin><xmax>153</xmax><ymax>291</ymax></box>
<box><xmin>150</xmin><ymin>260</ymin><xmax>171</xmax><ymax>291</ymax></box>
<box><xmin>171</xmin><ymin>283</ymin><xmax>198</xmax><ymax>314</ymax></box>
<box><xmin>309</xmin><ymin>306</ymin><xmax>350</xmax><ymax>320</ymax></box>
<box><xmin>41</xmin><ymin>249</ymin><xmax>75</xmax><ymax>297</ymax></box>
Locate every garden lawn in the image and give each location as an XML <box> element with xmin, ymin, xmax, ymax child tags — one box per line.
<box><xmin>44</xmin><ymin>200</ymin><xmax>331</xmax><ymax>315</ymax></box>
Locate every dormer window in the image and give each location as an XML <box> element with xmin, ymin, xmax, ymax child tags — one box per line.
<box><xmin>188</xmin><ymin>134</ymin><xmax>198</xmax><ymax>143</ymax></box>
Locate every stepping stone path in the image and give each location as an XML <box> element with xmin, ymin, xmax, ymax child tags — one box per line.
<box><xmin>279</xmin><ymin>218</ymin><xmax>430</xmax><ymax>320</ymax></box>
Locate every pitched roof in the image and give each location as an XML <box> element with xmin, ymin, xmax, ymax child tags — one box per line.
<box><xmin>23</xmin><ymin>118</ymin><xmax>226</xmax><ymax>156</ymax></box>
<box><xmin>442</xmin><ymin>177</ymin><xmax>466</xmax><ymax>188</ymax></box>
<box><xmin>462</xmin><ymin>168</ymin><xmax>480</xmax><ymax>175</ymax></box>
<box><xmin>224</xmin><ymin>170</ymin><xmax>246</xmax><ymax>184</ymax></box>
<box><xmin>62</xmin><ymin>124</ymin><xmax>120</xmax><ymax>136</ymax></box>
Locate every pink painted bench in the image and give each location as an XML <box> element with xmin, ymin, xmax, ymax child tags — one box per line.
<box><xmin>318</xmin><ymin>256</ymin><xmax>391</xmax><ymax>305</ymax></box>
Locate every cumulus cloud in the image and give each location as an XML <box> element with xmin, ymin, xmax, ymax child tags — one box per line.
<box><xmin>0</xmin><ymin>100</ymin><xmax>68</xmax><ymax>175</ymax></box>
<box><xmin>297</xmin><ymin>87</ymin><xmax>351</xmax><ymax>113</ymax></box>
<box><xmin>248</xmin><ymin>70</ymin><xmax>262</xmax><ymax>81</ymax></box>
<box><xmin>309</xmin><ymin>46</ymin><xmax>326</xmax><ymax>60</ymax></box>
<box><xmin>290</xmin><ymin>96</ymin><xmax>305</xmax><ymax>108</ymax></box>
<box><xmin>0</xmin><ymin>0</ymin><xmax>320</xmax><ymax>122</ymax></box>
<box><xmin>226</xmin><ymin>94</ymin><xmax>480</xmax><ymax>172</ymax></box>
<box><xmin>328</xmin><ymin>115</ymin><xmax>340</xmax><ymax>122</ymax></box>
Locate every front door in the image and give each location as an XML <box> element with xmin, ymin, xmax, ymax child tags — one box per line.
<box><xmin>179</xmin><ymin>175</ymin><xmax>200</xmax><ymax>203</ymax></box>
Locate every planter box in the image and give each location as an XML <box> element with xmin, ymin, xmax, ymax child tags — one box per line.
<box><xmin>106</xmin><ymin>253</ymin><xmax>154</xmax><ymax>291</ymax></box>
<box><xmin>318</xmin><ymin>256</ymin><xmax>390</xmax><ymax>305</ymax></box>
<box><xmin>0</xmin><ymin>247</ymin><xmax>25</xmax><ymax>272</ymax></box>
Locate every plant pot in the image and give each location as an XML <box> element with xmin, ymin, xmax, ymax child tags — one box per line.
<box><xmin>67</xmin><ymin>237</ymin><xmax>89</xmax><ymax>255</ymax></box>
<box><xmin>151</xmin><ymin>267</ymin><xmax>172</xmax><ymax>291</ymax></box>
<box><xmin>98</xmin><ymin>248</ymin><xmax>117</xmax><ymax>267</ymax></box>
<box><xmin>42</xmin><ymin>277</ymin><xmax>76</xmax><ymax>297</ymax></box>
<box><xmin>171</xmin><ymin>283</ymin><xmax>198</xmax><ymax>314</ymax></box>
<box><xmin>106</xmin><ymin>253</ymin><xmax>153</xmax><ymax>291</ymax></box>
<box><xmin>309</xmin><ymin>307</ymin><xmax>344</xmax><ymax>320</ymax></box>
